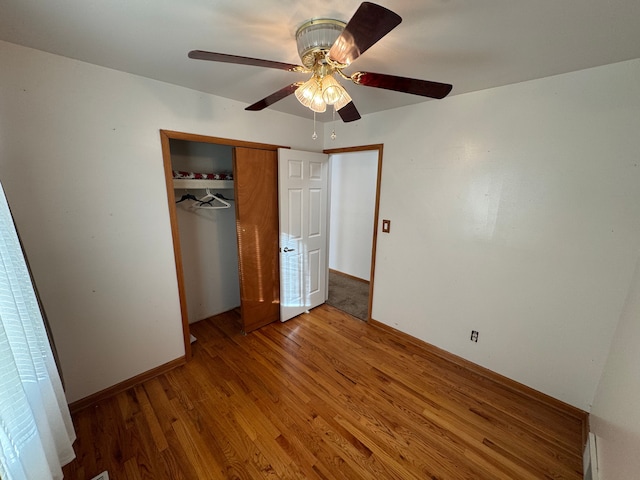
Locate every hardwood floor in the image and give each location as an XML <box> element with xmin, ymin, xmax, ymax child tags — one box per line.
<box><xmin>63</xmin><ymin>305</ymin><xmax>586</xmax><ymax>479</ymax></box>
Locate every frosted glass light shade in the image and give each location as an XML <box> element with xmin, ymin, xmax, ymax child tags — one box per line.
<box><xmin>334</xmin><ymin>87</ymin><xmax>352</xmax><ymax>111</ymax></box>
<box><xmin>296</xmin><ymin>19</ymin><xmax>345</xmax><ymax>67</ymax></box>
<box><xmin>322</xmin><ymin>75</ymin><xmax>345</xmax><ymax>105</ymax></box>
<box><xmin>295</xmin><ymin>77</ymin><xmax>326</xmax><ymax>112</ymax></box>
<box><xmin>295</xmin><ymin>77</ymin><xmax>320</xmax><ymax>108</ymax></box>
<box><xmin>310</xmin><ymin>93</ymin><xmax>327</xmax><ymax>113</ymax></box>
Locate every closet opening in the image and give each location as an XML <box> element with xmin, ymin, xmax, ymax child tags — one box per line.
<box><xmin>170</xmin><ymin>139</ymin><xmax>240</xmax><ymax>338</ymax></box>
<box><xmin>160</xmin><ymin>130</ymin><xmax>285</xmax><ymax>360</ymax></box>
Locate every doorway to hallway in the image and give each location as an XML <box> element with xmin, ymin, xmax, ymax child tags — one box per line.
<box><xmin>324</xmin><ymin>146</ymin><xmax>382</xmax><ymax>322</ymax></box>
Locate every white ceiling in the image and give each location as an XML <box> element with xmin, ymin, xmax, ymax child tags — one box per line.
<box><xmin>1</xmin><ymin>0</ymin><xmax>639</xmax><ymax>121</ymax></box>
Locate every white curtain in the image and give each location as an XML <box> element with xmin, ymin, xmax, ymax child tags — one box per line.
<box><xmin>0</xmin><ymin>183</ymin><xmax>76</xmax><ymax>480</ymax></box>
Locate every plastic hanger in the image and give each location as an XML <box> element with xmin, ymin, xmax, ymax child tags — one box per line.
<box><xmin>176</xmin><ymin>192</ymin><xmax>198</xmax><ymax>204</ymax></box>
<box><xmin>195</xmin><ymin>189</ymin><xmax>231</xmax><ymax>209</ymax></box>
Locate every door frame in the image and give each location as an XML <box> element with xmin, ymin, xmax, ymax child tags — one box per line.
<box><xmin>323</xmin><ymin>144</ymin><xmax>384</xmax><ymax>322</ymax></box>
<box><xmin>160</xmin><ymin>129</ymin><xmax>287</xmax><ymax>360</ymax></box>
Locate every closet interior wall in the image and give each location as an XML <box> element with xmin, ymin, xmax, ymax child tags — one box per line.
<box><xmin>169</xmin><ymin>139</ymin><xmax>240</xmax><ymax>324</ymax></box>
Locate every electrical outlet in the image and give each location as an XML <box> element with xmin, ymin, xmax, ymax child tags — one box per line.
<box><xmin>470</xmin><ymin>330</ymin><xmax>479</xmax><ymax>342</ymax></box>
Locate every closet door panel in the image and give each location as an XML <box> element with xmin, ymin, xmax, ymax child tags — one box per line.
<box><xmin>234</xmin><ymin>147</ymin><xmax>280</xmax><ymax>332</ymax></box>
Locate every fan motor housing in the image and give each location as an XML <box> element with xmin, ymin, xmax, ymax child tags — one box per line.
<box><xmin>295</xmin><ymin>19</ymin><xmax>346</xmax><ymax>68</ymax></box>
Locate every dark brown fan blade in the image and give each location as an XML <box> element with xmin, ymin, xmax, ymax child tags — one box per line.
<box><xmin>337</xmin><ymin>101</ymin><xmax>361</xmax><ymax>122</ymax></box>
<box><xmin>329</xmin><ymin>2</ymin><xmax>402</xmax><ymax>65</ymax></box>
<box><xmin>245</xmin><ymin>83</ymin><xmax>300</xmax><ymax>111</ymax></box>
<box><xmin>351</xmin><ymin>71</ymin><xmax>452</xmax><ymax>99</ymax></box>
<box><xmin>188</xmin><ymin>50</ymin><xmax>305</xmax><ymax>72</ymax></box>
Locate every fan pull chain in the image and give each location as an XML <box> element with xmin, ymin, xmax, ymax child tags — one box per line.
<box><xmin>312</xmin><ymin>111</ymin><xmax>318</xmax><ymax>140</ymax></box>
<box><xmin>331</xmin><ymin>107</ymin><xmax>337</xmax><ymax>140</ymax></box>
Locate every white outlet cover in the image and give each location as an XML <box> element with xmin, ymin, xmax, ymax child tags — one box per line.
<box><xmin>90</xmin><ymin>472</ymin><xmax>109</xmax><ymax>480</ymax></box>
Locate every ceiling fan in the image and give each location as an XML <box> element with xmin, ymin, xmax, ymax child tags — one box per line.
<box><xmin>188</xmin><ymin>2</ymin><xmax>453</xmax><ymax>122</ymax></box>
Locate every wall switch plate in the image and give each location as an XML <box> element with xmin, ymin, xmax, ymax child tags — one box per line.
<box><xmin>382</xmin><ymin>219</ymin><xmax>391</xmax><ymax>233</ymax></box>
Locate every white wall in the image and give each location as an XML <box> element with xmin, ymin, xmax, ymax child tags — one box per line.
<box><xmin>589</xmin><ymin>255</ymin><xmax>640</xmax><ymax>479</ymax></box>
<box><xmin>329</xmin><ymin>151</ymin><xmax>378</xmax><ymax>280</ymax></box>
<box><xmin>326</xmin><ymin>59</ymin><xmax>640</xmax><ymax>411</ymax></box>
<box><xmin>0</xmin><ymin>40</ymin><xmax>319</xmax><ymax>403</ymax></box>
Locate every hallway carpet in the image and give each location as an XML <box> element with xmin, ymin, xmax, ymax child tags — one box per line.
<box><xmin>326</xmin><ymin>270</ymin><xmax>369</xmax><ymax>321</ymax></box>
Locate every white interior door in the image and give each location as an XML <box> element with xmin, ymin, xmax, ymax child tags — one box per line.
<box><xmin>278</xmin><ymin>148</ymin><xmax>329</xmax><ymax>322</ymax></box>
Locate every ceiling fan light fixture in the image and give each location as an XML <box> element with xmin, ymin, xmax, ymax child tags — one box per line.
<box><xmin>321</xmin><ymin>75</ymin><xmax>344</xmax><ymax>105</ymax></box>
<box><xmin>294</xmin><ymin>77</ymin><xmax>320</xmax><ymax>108</ymax></box>
<box><xmin>310</xmin><ymin>93</ymin><xmax>327</xmax><ymax>113</ymax></box>
<box><xmin>296</xmin><ymin>73</ymin><xmax>352</xmax><ymax>114</ymax></box>
<box><xmin>295</xmin><ymin>76</ymin><xmax>327</xmax><ymax>112</ymax></box>
<box><xmin>333</xmin><ymin>88</ymin><xmax>352</xmax><ymax>111</ymax></box>
<box><xmin>295</xmin><ymin>19</ymin><xmax>346</xmax><ymax>67</ymax></box>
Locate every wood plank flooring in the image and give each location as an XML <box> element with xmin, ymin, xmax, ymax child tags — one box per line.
<box><xmin>62</xmin><ymin>305</ymin><xmax>585</xmax><ymax>479</ymax></box>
